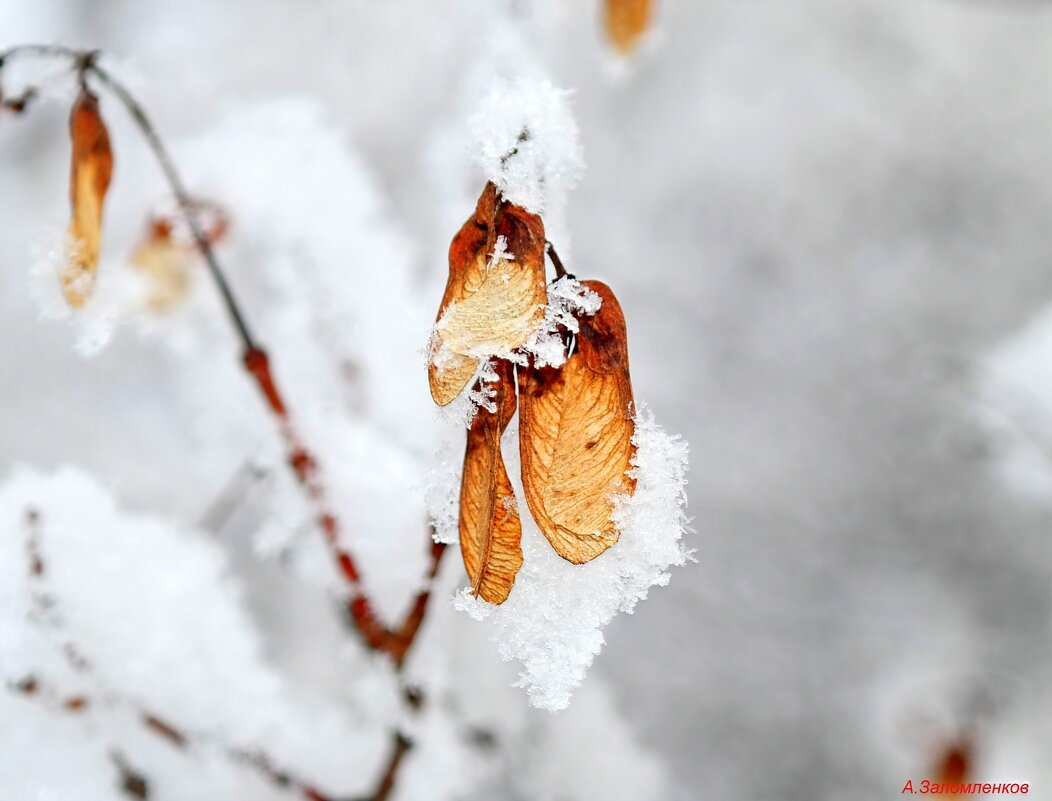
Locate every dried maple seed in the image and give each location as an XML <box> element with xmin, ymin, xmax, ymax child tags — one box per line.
<box><xmin>64</xmin><ymin>88</ymin><xmax>113</xmax><ymax>307</ymax></box>
<box><xmin>429</xmin><ymin>182</ymin><xmax>547</xmax><ymax>406</ymax></box>
<box><xmin>934</xmin><ymin>741</ymin><xmax>971</xmax><ymax>788</ymax></box>
<box><xmin>131</xmin><ymin>201</ymin><xmax>229</xmax><ymax>312</ymax></box>
<box><xmin>132</xmin><ymin>232</ymin><xmax>192</xmax><ymax>312</ymax></box>
<box><xmin>604</xmin><ymin>0</ymin><xmax>653</xmax><ymax>55</ymax></box>
<box><xmin>519</xmin><ymin>280</ymin><xmax>636</xmax><ymax>564</ymax></box>
<box><xmin>459</xmin><ymin>361</ymin><xmax>523</xmax><ymax>604</ymax></box>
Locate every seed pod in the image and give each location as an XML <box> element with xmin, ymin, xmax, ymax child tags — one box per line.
<box><xmin>429</xmin><ymin>182</ymin><xmax>547</xmax><ymax>406</ymax></box>
<box><xmin>132</xmin><ymin>234</ymin><xmax>190</xmax><ymax>313</ymax></box>
<box><xmin>934</xmin><ymin>741</ymin><xmax>970</xmax><ymax>788</ymax></box>
<box><xmin>131</xmin><ymin>201</ymin><xmax>229</xmax><ymax>313</ymax></box>
<box><xmin>519</xmin><ymin>281</ymin><xmax>635</xmax><ymax>564</ymax></box>
<box><xmin>459</xmin><ymin>361</ymin><xmax>523</xmax><ymax>604</ymax></box>
<box><xmin>65</xmin><ymin>88</ymin><xmax>113</xmax><ymax>307</ymax></box>
<box><xmin>604</xmin><ymin>0</ymin><xmax>653</xmax><ymax>55</ymax></box>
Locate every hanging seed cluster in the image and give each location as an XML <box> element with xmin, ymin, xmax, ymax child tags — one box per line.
<box><xmin>430</xmin><ymin>183</ymin><xmax>637</xmax><ymax>604</ymax></box>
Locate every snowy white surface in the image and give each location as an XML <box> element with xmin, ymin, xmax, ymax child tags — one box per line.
<box><xmin>471</xmin><ymin>76</ymin><xmax>584</xmax><ymax>216</ymax></box>
<box><xmin>0</xmin><ymin>465</ymin><xmax>390</xmax><ymax>798</ymax></box>
<box><xmin>975</xmin><ymin>305</ymin><xmax>1052</xmax><ymax>500</ymax></box>
<box><xmin>27</xmin><ymin>231</ymin><xmax>131</xmax><ymax>357</ymax></box>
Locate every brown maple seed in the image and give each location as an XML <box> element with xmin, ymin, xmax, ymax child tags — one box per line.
<box><xmin>604</xmin><ymin>0</ymin><xmax>653</xmax><ymax>55</ymax></box>
<box><xmin>518</xmin><ymin>280</ymin><xmax>636</xmax><ymax>564</ymax></box>
<box><xmin>64</xmin><ymin>88</ymin><xmax>114</xmax><ymax>307</ymax></box>
<box><xmin>934</xmin><ymin>740</ymin><xmax>971</xmax><ymax>789</ymax></box>
<box><xmin>131</xmin><ymin>201</ymin><xmax>229</xmax><ymax>313</ymax></box>
<box><xmin>459</xmin><ymin>361</ymin><xmax>523</xmax><ymax>604</ymax></box>
<box><xmin>429</xmin><ymin>182</ymin><xmax>547</xmax><ymax>406</ymax></box>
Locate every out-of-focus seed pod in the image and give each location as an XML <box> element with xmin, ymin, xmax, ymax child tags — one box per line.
<box><xmin>131</xmin><ymin>225</ymin><xmax>191</xmax><ymax>313</ymax></box>
<box><xmin>428</xmin><ymin>182</ymin><xmax>547</xmax><ymax>406</ymax></box>
<box><xmin>459</xmin><ymin>361</ymin><xmax>523</xmax><ymax>604</ymax></box>
<box><xmin>64</xmin><ymin>88</ymin><xmax>113</xmax><ymax>307</ymax></box>
<box><xmin>519</xmin><ymin>280</ymin><xmax>636</xmax><ymax>564</ymax></box>
<box><xmin>933</xmin><ymin>740</ymin><xmax>971</xmax><ymax>799</ymax></box>
<box><xmin>604</xmin><ymin>0</ymin><xmax>653</xmax><ymax>55</ymax></box>
<box><xmin>131</xmin><ymin>201</ymin><xmax>228</xmax><ymax>313</ymax></box>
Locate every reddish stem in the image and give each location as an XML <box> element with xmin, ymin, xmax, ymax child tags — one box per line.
<box><xmin>4</xmin><ymin>47</ymin><xmax>448</xmax><ymax>800</ymax></box>
<box><xmin>369</xmin><ymin>733</ymin><xmax>413</xmax><ymax>801</ymax></box>
<box><xmin>241</xmin><ymin>347</ymin><xmax>446</xmax><ymax>667</ymax></box>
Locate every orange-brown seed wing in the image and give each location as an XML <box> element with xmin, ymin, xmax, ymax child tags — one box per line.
<box><xmin>64</xmin><ymin>89</ymin><xmax>113</xmax><ymax>307</ymax></box>
<box><xmin>519</xmin><ymin>281</ymin><xmax>636</xmax><ymax>564</ymax></box>
<box><xmin>459</xmin><ymin>362</ymin><xmax>523</xmax><ymax>603</ymax></box>
<box><xmin>604</xmin><ymin>0</ymin><xmax>653</xmax><ymax>55</ymax></box>
<box><xmin>429</xmin><ymin>183</ymin><xmax>547</xmax><ymax>406</ymax></box>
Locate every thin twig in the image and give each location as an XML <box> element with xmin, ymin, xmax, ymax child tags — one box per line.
<box><xmin>545</xmin><ymin>240</ymin><xmax>573</xmax><ymax>280</ymax></box>
<box><xmin>363</xmin><ymin>733</ymin><xmax>412</xmax><ymax>801</ymax></box>
<box><xmin>0</xmin><ymin>43</ymin><xmax>83</xmax><ymax>64</ymax></box>
<box><xmin>13</xmin><ymin>673</ymin><xmax>354</xmax><ymax>801</ymax></box>
<box><xmin>2</xmin><ymin>86</ymin><xmax>37</xmax><ymax>113</ymax></box>
<box><xmin>80</xmin><ymin>54</ymin><xmax>445</xmax><ymax>667</ymax></box>
<box><xmin>85</xmin><ymin>61</ymin><xmax>256</xmax><ymax>349</ymax></box>
<box><xmin>20</xmin><ymin>509</ymin><xmax>352</xmax><ymax>801</ymax></box>
<box><xmin>3</xmin><ymin>46</ymin><xmax>446</xmax><ymax>799</ymax></box>
<box><xmin>111</xmin><ymin>751</ymin><xmax>150</xmax><ymax>799</ymax></box>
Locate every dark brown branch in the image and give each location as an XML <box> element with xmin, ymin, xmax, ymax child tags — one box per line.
<box><xmin>545</xmin><ymin>240</ymin><xmax>573</xmax><ymax>280</ymax></box>
<box><xmin>362</xmin><ymin>733</ymin><xmax>412</xmax><ymax>801</ymax></box>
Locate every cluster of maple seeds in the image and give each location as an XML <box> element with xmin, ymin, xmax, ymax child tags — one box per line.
<box><xmin>35</xmin><ymin>55</ymin><xmax>646</xmax><ymax>614</ymax></box>
<box><xmin>429</xmin><ymin>183</ymin><xmax>637</xmax><ymax>604</ymax></box>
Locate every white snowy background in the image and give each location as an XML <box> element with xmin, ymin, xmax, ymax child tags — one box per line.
<box><xmin>3</xmin><ymin>1</ymin><xmax>1052</xmax><ymax>799</ymax></box>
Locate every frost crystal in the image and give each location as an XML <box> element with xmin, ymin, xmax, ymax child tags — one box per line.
<box><xmin>519</xmin><ymin>275</ymin><xmax>602</xmax><ymax>369</ymax></box>
<box><xmin>470</xmin><ymin>77</ymin><xmax>584</xmax><ymax>216</ymax></box>
<box><xmin>488</xmin><ymin>235</ymin><xmax>513</xmax><ymax>270</ymax></box>
<box><xmin>453</xmin><ymin>405</ymin><xmax>691</xmax><ymax>710</ymax></box>
<box><xmin>423</xmin><ymin>438</ymin><xmax>463</xmax><ymax>546</ymax></box>
<box><xmin>428</xmin><ymin>305</ymin><xmax>467</xmax><ymax>375</ymax></box>
<box><xmin>442</xmin><ymin>359</ymin><xmax>500</xmax><ymax>429</ymax></box>
<box><xmin>27</xmin><ymin>231</ymin><xmax>130</xmax><ymax>357</ymax></box>
<box><xmin>428</xmin><ymin>276</ymin><xmax>601</xmax><ymax>410</ymax></box>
